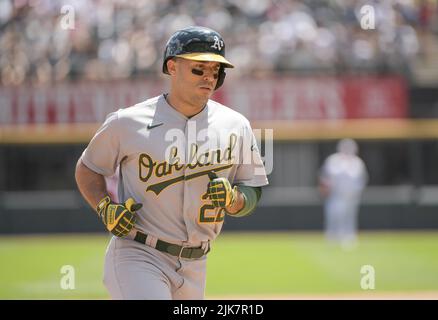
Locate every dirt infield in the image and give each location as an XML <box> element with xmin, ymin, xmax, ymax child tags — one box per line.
<box><xmin>208</xmin><ymin>291</ymin><xmax>438</xmax><ymax>300</ymax></box>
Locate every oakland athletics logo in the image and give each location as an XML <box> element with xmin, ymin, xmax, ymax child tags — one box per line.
<box><xmin>211</xmin><ymin>36</ymin><xmax>224</xmax><ymax>51</ymax></box>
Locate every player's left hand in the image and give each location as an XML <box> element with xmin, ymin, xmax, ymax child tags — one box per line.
<box><xmin>207</xmin><ymin>171</ymin><xmax>238</xmax><ymax>208</ymax></box>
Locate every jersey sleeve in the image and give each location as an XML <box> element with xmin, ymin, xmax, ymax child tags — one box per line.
<box><xmin>80</xmin><ymin>111</ymin><xmax>121</xmax><ymax>177</ymax></box>
<box><xmin>233</xmin><ymin>120</ymin><xmax>269</xmax><ymax>187</ymax></box>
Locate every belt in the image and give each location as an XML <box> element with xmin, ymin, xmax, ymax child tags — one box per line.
<box><xmin>133</xmin><ymin>231</ymin><xmax>210</xmax><ymax>259</ymax></box>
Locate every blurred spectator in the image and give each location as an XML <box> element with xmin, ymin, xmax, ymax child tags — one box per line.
<box><xmin>319</xmin><ymin>139</ymin><xmax>368</xmax><ymax>250</ymax></box>
<box><xmin>0</xmin><ymin>0</ymin><xmax>436</xmax><ymax>85</ymax></box>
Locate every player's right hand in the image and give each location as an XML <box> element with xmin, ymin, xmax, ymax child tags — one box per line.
<box><xmin>96</xmin><ymin>196</ymin><xmax>142</xmax><ymax>237</ymax></box>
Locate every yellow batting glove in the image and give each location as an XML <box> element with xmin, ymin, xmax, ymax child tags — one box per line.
<box><xmin>207</xmin><ymin>171</ymin><xmax>238</xmax><ymax>208</ymax></box>
<box><xmin>96</xmin><ymin>196</ymin><xmax>142</xmax><ymax>237</ymax></box>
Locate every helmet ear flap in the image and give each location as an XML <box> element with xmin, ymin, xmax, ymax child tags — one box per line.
<box><xmin>214</xmin><ymin>66</ymin><xmax>226</xmax><ymax>90</ymax></box>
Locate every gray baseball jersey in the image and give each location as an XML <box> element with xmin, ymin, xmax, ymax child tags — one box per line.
<box><xmin>82</xmin><ymin>94</ymin><xmax>268</xmax><ymax>246</ymax></box>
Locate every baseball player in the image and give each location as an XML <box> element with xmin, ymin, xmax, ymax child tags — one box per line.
<box><xmin>75</xmin><ymin>26</ymin><xmax>269</xmax><ymax>300</ymax></box>
<box><xmin>319</xmin><ymin>139</ymin><xmax>368</xmax><ymax>249</ymax></box>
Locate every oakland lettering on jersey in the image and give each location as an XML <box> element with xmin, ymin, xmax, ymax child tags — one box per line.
<box><xmin>138</xmin><ymin>147</ymin><xmax>183</xmax><ymax>182</ymax></box>
<box><xmin>138</xmin><ymin>134</ymin><xmax>237</xmax><ymax>195</ymax></box>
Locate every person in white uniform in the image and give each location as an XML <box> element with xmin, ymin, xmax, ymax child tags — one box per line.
<box><xmin>319</xmin><ymin>139</ymin><xmax>368</xmax><ymax>249</ymax></box>
<box><xmin>74</xmin><ymin>26</ymin><xmax>269</xmax><ymax>299</ymax></box>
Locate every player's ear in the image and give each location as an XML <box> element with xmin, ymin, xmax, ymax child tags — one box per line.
<box><xmin>167</xmin><ymin>58</ymin><xmax>177</xmax><ymax>75</ymax></box>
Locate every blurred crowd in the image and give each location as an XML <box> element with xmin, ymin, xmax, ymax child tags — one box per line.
<box><xmin>1</xmin><ymin>0</ymin><xmax>437</xmax><ymax>85</ymax></box>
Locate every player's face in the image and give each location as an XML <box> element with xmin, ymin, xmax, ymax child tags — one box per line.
<box><xmin>173</xmin><ymin>58</ymin><xmax>220</xmax><ymax>101</ymax></box>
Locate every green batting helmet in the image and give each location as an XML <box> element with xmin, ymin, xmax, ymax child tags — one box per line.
<box><xmin>162</xmin><ymin>26</ymin><xmax>234</xmax><ymax>90</ymax></box>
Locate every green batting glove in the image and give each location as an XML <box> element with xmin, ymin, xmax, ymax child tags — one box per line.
<box><xmin>96</xmin><ymin>196</ymin><xmax>142</xmax><ymax>237</ymax></box>
<box><xmin>207</xmin><ymin>171</ymin><xmax>238</xmax><ymax>208</ymax></box>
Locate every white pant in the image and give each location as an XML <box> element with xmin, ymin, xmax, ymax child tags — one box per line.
<box><xmin>103</xmin><ymin>236</ymin><xmax>207</xmax><ymax>300</ymax></box>
<box><xmin>324</xmin><ymin>195</ymin><xmax>360</xmax><ymax>245</ymax></box>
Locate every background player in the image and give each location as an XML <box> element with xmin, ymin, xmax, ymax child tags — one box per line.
<box><xmin>74</xmin><ymin>26</ymin><xmax>269</xmax><ymax>299</ymax></box>
<box><xmin>319</xmin><ymin>139</ymin><xmax>368</xmax><ymax>249</ymax></box>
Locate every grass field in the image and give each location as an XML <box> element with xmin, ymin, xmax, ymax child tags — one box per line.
<box><xmin>1</xmin><ymin>231</ymin><xmax>438</xmax><ymax>299</ymax></box>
